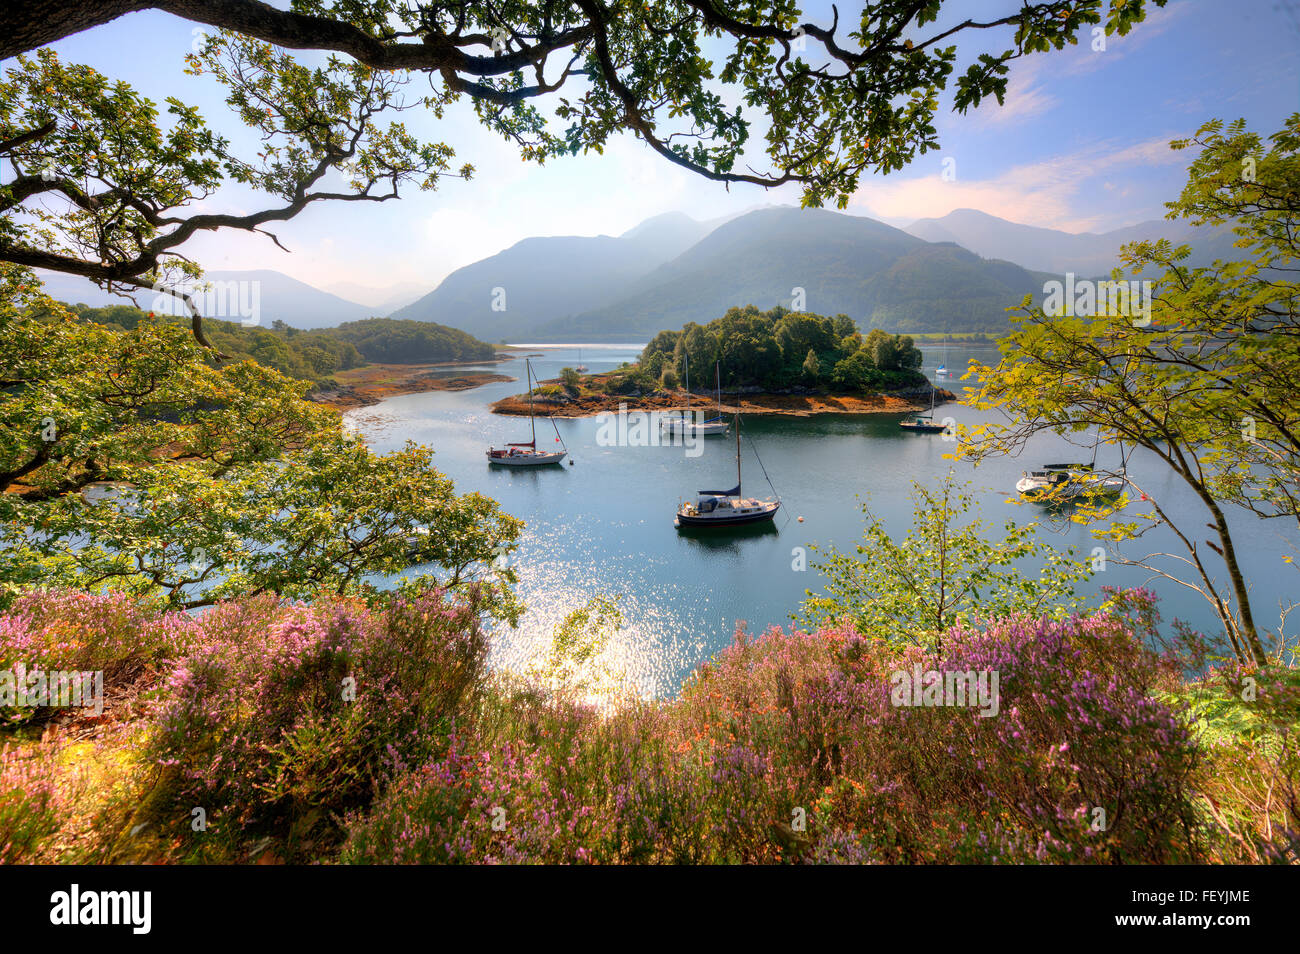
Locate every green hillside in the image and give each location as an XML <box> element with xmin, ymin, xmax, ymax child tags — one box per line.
<box><xmin>538</xmin><ymin>208</ymin><xmax>1047</xmax><ymax>339</ymax></box>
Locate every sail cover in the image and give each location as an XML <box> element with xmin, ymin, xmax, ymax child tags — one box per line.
<box><xmin>699</xmin><ymin>483</ymin><xmax>740</xmax><ymax>497</ymax></box>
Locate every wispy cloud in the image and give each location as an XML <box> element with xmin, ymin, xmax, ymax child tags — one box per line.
<box><xmin>851</xmin><ymin>136</ymin><xmax>1188</xmax><ymax>231</ymax></box>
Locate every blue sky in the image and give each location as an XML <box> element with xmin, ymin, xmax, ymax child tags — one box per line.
<box><xmin>19</xmin><ymin>0</ymin><xmax>1300</xmax><ymax>304</ymax></box>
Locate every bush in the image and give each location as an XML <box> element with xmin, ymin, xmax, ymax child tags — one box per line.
<box><xmin>147</xmin><ymin>586</ymin><xmax>489</xmax><ymax>850</ymax></box>
<box><xmin>0</xmin><ymin>590</ymin><xmax>198</xmax><ymax>725</ymax></box>
<box><xmin>344</xmin><ymin>591</ymin><xmax>1204</xmax><ymax>864</ymax></box>
<box><xmin>0</xmin><ymin>743</ymin><xmax>64</xmax><ymax>863</ymax></box>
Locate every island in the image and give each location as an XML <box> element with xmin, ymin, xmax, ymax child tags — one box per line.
<box><xmin>491</xmin><ymin>305</ymin><xmax>956</xmax><ymax>418</ymax></box>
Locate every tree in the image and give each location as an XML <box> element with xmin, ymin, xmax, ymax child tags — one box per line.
<box><xmin>2</xmin><ymin>1</ymin><xmax>1167</xmax><ymax>345</ymax></box>
<box><xmin>800</xmin><ymin>348</ymin><xmax>819</xmax><ymax>382</ymax></box>
<box><xmin>0</xmin><ymin>265</ymin><xmax>522</xmax><ymax>617</ymax></box>
<box><xmin>0</xmin><ymin>44</ymin><xmax>458</xmax><ymax>350</ymax></box>
<box><xmin>801</xmin><ymin>476</ymin><xmax>1093</xmax><ymax>648</ymax></box>
<box><xmin>959</xmin><ymin>116</ymin><xmax>1300</xmax><ymax>665</ymax></box>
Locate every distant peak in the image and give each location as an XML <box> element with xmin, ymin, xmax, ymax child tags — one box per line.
<box><xmin>619</xmin><ymin>210</ymin><xmax>698</xmax><ymax>238</ymax></box>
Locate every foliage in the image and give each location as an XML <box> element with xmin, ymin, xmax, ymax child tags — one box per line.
<box><xmin>147</xmin><ymin>586</ymin><xmax>489</xmax><ymax>853</ymax></box>
<box><xmin>958</xmin><ymin>117</ymin><xmax>1300</xmax><ymax>664</ymax></box>
<box><xmin>346</xmin><ymin>593</ymin><xmax>1207</xmax><ymax>864</ymax></box>
<box><xmin>325</xmin><ymin>318</ymin><xmax>496</xmax><ymax>365</ymax></box>
<box><xmin>0</xmin><ymin>42</ymin><xmax>460</xmax><ymax>347</ymax></box>
<box><xmin>66</xmin><ymin>305</ymin><xmax>495</xmax><ymax>384</ymax></box>
<box><xmin>3</xmin><ymin>582</ymin><xmax>1294</xmax><ymax>865</ymax></box>
<box><xmin>0</xmin><ymin>266</ymin><xmax>522</xmax><ymax>616</ymax></box>
<box><xmin>802</xmin><ymin>477</ymin><xmax>1093</xmax><ymax>647</ymax></box>
<box><xmin>0</xmin><ymin>742</ymin><xmax>64</xmax><ymax>863</ymax></box>
<box><xmin>1164</xmin><ymin>663</ymin><xmax>1300</xmax><ymax>862</ymax></box>
<box><xmin>0</xmin><ymin>589</ymin><xmax>198</xmax><ymax>724</ymax></box>
<box><xmin>639</xmin><ymin>305</ymin><xmax>924</xmax><ymax>393</ymax></box>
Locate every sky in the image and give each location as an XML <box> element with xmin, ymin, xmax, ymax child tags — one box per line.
<box><xmin>15</xmin><ymin>0</ymin><xmax>1300</xmax><ymax>305</ymax></box>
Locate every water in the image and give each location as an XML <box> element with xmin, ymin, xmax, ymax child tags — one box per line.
<box><xmin>347</xmin><ymin>343</ymin><xmax>1300</xmax><ymax>695</ymax></box>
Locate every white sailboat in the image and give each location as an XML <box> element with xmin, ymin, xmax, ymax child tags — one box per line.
<box><xmin>487</xmin><ymin>357</ymin><xmax>568</xmax><ymax>466</ymax></box>
<box><xmin>936</xmin><ymin>334</ymin><xmax>951</xmax><ymax>376</ymax></box>
<box><xmin>575</xmin><ymin>347</ymin><xmax>588</xmax><ymax>372</ymax></box>
<box><xmin>899</xmin><ymin>380</ymin><xmax>947</xmax><ymax>433</ymax></box>
<box><xmin>1016</xmin><ymin>430</ymin><xmax>1128</xmax><ymax>502</ymax></box>
<box><xmin>662</xmin><ymin>355</ymin><xmax>729</xmax><ymax>436</ymax></box>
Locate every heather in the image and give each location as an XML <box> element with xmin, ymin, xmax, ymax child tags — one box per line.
<box><xmin>0</xmin><ymin>585</ymin><xmax>1295</xmax><ymax>864</ymax></box>
<box><xmin>0</xmin><ymin>589</ymin><xmax>199</xmax><ymax>725</ymax></box>
<box><xmin>146</xmin><ymin>587</ymin><xmax>490</xmax><ymax>855</ymax></box>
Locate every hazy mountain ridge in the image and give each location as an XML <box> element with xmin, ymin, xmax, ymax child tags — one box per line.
<box><xmin>533</xmin><ymin>208</ymin><xmax>1051</xmax><ymax>339</ymax></box>
<box><xmin>903</xmin><ymin>207</ymin><xmax>1240</xmax><ymax>276</ymax></box>
<box><xmin>35</xmin><ymin>268</ymin><xmax>378</xmax><ymax>329</ymax></box>
<box><xmin>389</xmin><ymin>211</ymin><xmax>715</xmax><ymax>340</ymax></box>
<box><xmin>33</xmin><ymin>206</ymin><xmax>1243</xmax><ymax>341</ymax></box>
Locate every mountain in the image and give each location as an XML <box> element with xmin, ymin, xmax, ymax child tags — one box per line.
<box><xmin>536</xmin><ymin>207</ymin><xmax>1051</xmax><ymax>339</ymax></box>
<box><xmin>903</xmin><ymin>208</ymin><xmax>1239</xmax><ymax>276</ymax></box>
<box><xmin>390</xmin><ymin>211</ymin><xmax>716</xmax><ymax>341</ymax></box>
<box><xmin>34</xmin><ymin>268</ymin><xmax>378</xmax><ymax>329</ymax></box>
<box><xmin>323</xmin><ymin>279</ymin><xmax>433</xmax><ymax>314</ymax></box>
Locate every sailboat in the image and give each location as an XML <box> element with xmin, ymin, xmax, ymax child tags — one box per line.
<box><xmin>1015</xmin><ymin>428</ymin><xmax>1128</xmax><ymax>502</ymax></box>
<box><xmin>487</xmin><ymin>357</ymin><xmax>568</xmax><ymax>466</ymax></box>
<box><xmin>574</xmin><ymin>347</ymin><xmax>588</xmax><ymax>373</ymax></box>
<box><xmin>936</xmin><ymin>334</ymin><xmax>951</xmax><ymax>377</ymax></box>
<box><xmin>662</xmin><ymin>355</ymin><xmax>729</xmax><ymax>436</ymax></box>
<box><xmin>675</xmin><ymin>414</ymin><xmax>780</xmax><ymax>527</ymax></box>
<box><xmin>899</xmin><ymin>379</ymin><xmax>947</xmax><ymax>433</ymax></box>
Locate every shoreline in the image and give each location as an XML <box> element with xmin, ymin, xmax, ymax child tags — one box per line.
<box><xmin>490</xmin><ymin>385</ymin><xmax>957</xmax><ymax>418</ymax></box>
<box><xmin>311</xmin><ymin>358</ymin><xmax>516</xmax><ymax>410</ymax></box>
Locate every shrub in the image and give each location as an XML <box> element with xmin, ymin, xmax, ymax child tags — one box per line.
<box><xmin>0</xmin><ymin>743</ymin><xmax>67</xmax><ymax>863</ymax></box>
<box><xmin>345</xmin><ymin>590</ymin><xmax>1202</xmax><ymax>864</ymax></box>
<box><xmin>147</xmin><ymin>586</ymin><xmax>489</xmax><ymax>849</ymax></box>
<box><xmin>0</xmin><ymin>590</ymin><xmax>198</xmax><ymax>725</ymax></box>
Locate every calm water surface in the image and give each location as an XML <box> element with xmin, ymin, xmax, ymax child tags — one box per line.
<box><xmin>347</xmin><ymin>343</ymin><xmax>1299</xmax><ymax>695</ymax></box>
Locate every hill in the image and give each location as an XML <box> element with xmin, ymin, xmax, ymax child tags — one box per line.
<box><xmin>538</xmin><ymin>208</ymin><xmax>1050</xmax><ymax>339</ymax></box>
<box><xmin>391</xmin><ymin>211</ymin><xmax>714</xmax><ymax>341</ymax></box>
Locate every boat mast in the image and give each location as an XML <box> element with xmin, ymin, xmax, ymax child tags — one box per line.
<box><xmin>735</xmin><ymin>413</ymin><xmax>742</xmax><ymax>495</ymax></box>
<box><xmin>684</xmin><ymin>351</ymin><xmax>691</xmax><ymax>418</ymax></box>
<box><xmin>527</xmin><ymin>357</ymin><xmax>536</xmax><ymax>446</ymax></box>
<box><xmin>716</xmin><ymin>361</ymin><xmax>722</xmax><ymax>419</ymax></box>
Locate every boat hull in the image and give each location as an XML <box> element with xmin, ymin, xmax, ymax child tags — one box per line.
<box><xmin>675</xmin><ymin>501</ymin><xmax>779</xmax><ymax>527</ymax></box>
<box><xmin>1016</xmin><ymin>475</ymin><xmax>1127</xmax><ymax>501</ymax></box>
<box><xmin>661</xmin><ymin>419</ymin><xmax>729</xmax><ymax>436</ymax></box>
<box><xmin>486</xmin><ymin>450</ymin><xmax>567</xmax><ymax>466</ymax></box>
<box><xmin>899</xmin><ymin>420</ymin><xmax>947</xmax><ymax>433</ymax></box>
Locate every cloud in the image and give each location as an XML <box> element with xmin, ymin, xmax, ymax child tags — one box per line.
<box><xmin>851</xmin><ymin>136</ymin><xmax>1187</xmax><ymax>231</ymax></box>
<box><xmin>972</xmin><ymin>58</ymin><xmax>1059</xmax><ymax>126</ymax></box>
<box><xmin>969</xmin><ymin>2</ymin><xmax>1193</xmax><ymax>127</ymax></box>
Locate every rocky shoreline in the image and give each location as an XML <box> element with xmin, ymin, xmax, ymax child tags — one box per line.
<box><xmin>311</xmin><ymin>360</ymin><xmax>516</xmax><ymax>410</ymax></box>
<box><xmin>490</xmin><ymin>382</ymin><xmax>956</xmax><ymax>418</ymax></box>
